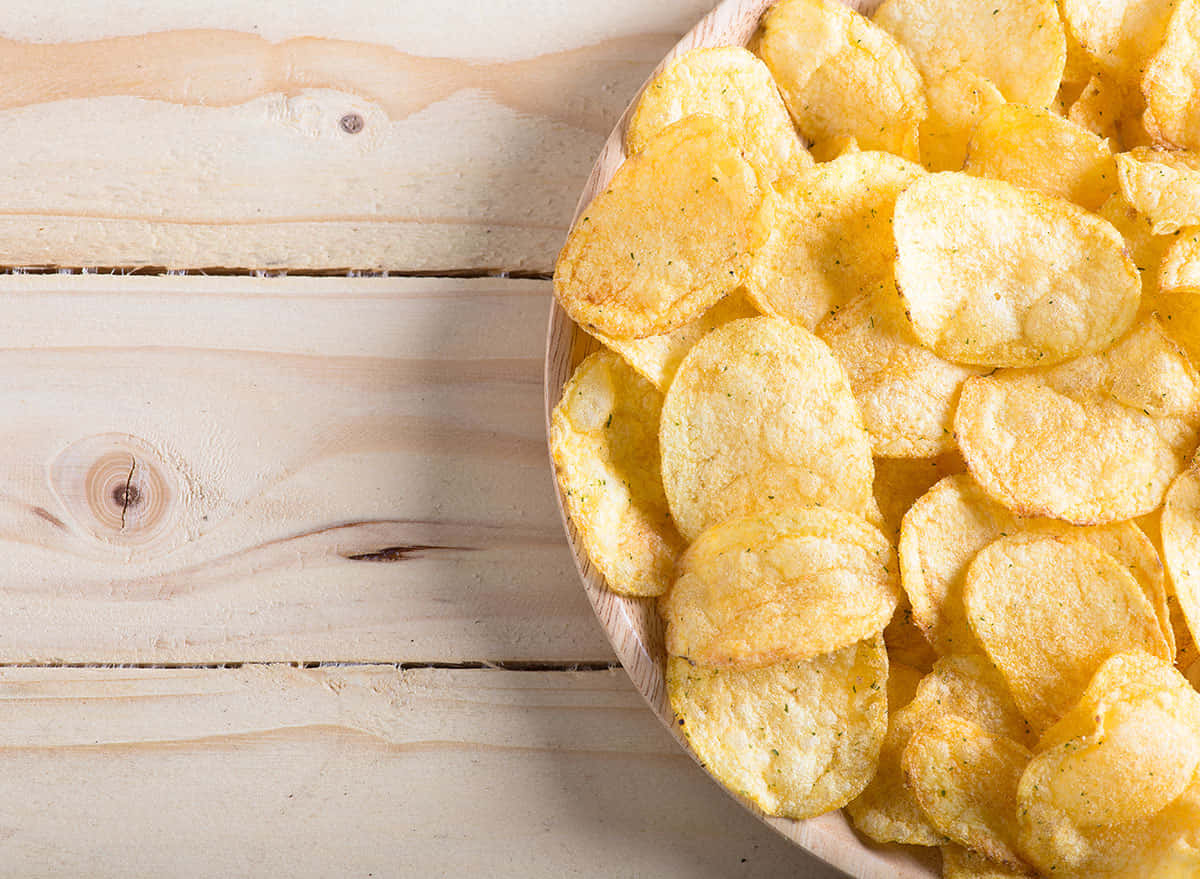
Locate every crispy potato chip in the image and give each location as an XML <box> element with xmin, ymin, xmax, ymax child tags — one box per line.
<box><xmin>941</xmin><ymin>845</ymin><xmax>1034</xmax><ymax>879</ymax></box>
<box><xmin>1017</xmin><ymin>651</ymin><xmax>1200</xmax><ymax>879</ymax></box>
<box><xmin>1062</xmin><ymin>26</ymin><xmax>1099</xmax><ymax>88</ymax></box>
<box><xmin>955</xmin><ymin>319</ymin><xmax>1200</xmax><ymax>524</ymax></box>
<box><xmin>965</xmin><ymin>104</ymin><xmax>1118</xmax><ymax>211</ymax></box>
<box><xmin>1151</xmin><ymin>286</ymin><xmax>1200</xmax><ymax>369</ymax></box>
<box><xmin>894</xmin><ymin>173</ymin><xmax>1140</xmax><ymax>367</ymax></box>
<box><xmin>554</xmin><ymin>115</ymin><xmax>761</xmax><ymax>339</ymax></box>
<box><xmin>819</xmin><ymin>284</ymin><xmax>982</xmax><ymax>458</ymax></box>
<box><xmin>1067</xmin><ymin>75</ymin><xmax>1125</xmax><ymax>143</ymax></box>
<box><xmin>627</xmin><ymin>47</ymin><xmax>812</xmax><ymax>180</ymax></box>
<box><xmin>667</xmin><ymin>638</ymin><xmax>888</xmax><ymax>819</ymax></box>
<box><xmin>590</xmin><ymin>290</ymin><xmax>758</xmax><ymax>392</ymax></box>
<box><xmin>903</xmin><ymin>715</ymin><xmax>1031</xmax><ymax>868</ymax></box>
<box><xmin>1160</xmin><ymin>230</ymin><xmax>1200</xmax><ymax>295</ymax></box>
<box><xmin>1060</xmin><ymin>0</ymin><xmax>1178</xmax><ymax>87</ymax></box>
<box><xmin>1143</xmin><ymin>0</ymin><xmax>1200</xmax><ymax>152</ymax></box>
<box><xmin>747</xmin><ymin>150</ymin><xmax>923</xmax><ymax>330</ymax></box>
<box><xmin>874</xmin><ymin>452</ymin><xmax>966</xmax><ymax>539</ymax></box>
<box><xmin>1116</xmin><ymin>146</ymin><xmax>1200</xmax><ymax>235</ymax></box>
<box><xmin>918</xmin><ymin>69</ymin><xmax>1006</xmax><ymax>173</ymax></box>
<box><xmin>660</xmin><ymin>316</ymin><xmax>877</xmax><ymax>541</ymax></box>
<box><xmin>550</xmin><ymin>351</ymin><xmax>684</xmax><ymax>597</ymax></box>
<box><xmin>756</xmin><ymin>0</ymin><xmax>926</xmax><ymax>157</ymax></box>
<box><xmin>873</xmin><ymin>0</ymin><xmax>1065</xmax><ymax>107</ymax></box>
<box><xmin>964</xmin><ymin>533</ymin><xmax>1171</xmax><ymax>730</ymax></box>
<box><xmin>809</xmin><ymin>133</ymin><xmax>860</xmax><ymax>163</ymax></box>
<box><xmin>1096</xmin><ymin>190</ymin><xmax>1173</xmax><ymax>297</ymax></box>
<box><xmin>1162</xmin><ymin>461</ymin><xmax>1200</xmax><ymax>661</ymax></box>
<box><xmin>660</xmin><ymin>509</ymin><xmax>900</xmax><ymax>668</ymax></box>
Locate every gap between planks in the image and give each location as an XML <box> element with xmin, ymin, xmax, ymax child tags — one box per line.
<box><xmin>0</xmin><ymin>660</ymin><xmax>620</xmax><ymax>671</ymax></box>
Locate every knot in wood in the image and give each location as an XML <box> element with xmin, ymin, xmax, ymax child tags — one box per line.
<box><xmin>339</xmin><ymin>113</ymin><xmax>364</xmax><ymax>134</ymax></box>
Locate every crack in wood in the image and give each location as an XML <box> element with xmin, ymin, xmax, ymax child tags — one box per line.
<box><xmin>343</xmin><ymin>544</ymin><xmax>470</xmax><ymax>562</ymax></box>
<box><xmin>0</xmin><ymin>266</ymin><xmax>553</xmax><ymax>280</ymax></box>
<box><xmin>0</xmin><ymin>660</ymin><xmax>621</xmax><ymax>671</ymax></box>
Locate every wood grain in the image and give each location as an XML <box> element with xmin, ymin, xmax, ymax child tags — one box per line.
<box><xmin>0</xmin><ymin>0</ymin><xmax>716</xmax><ymax>271</ymax></box>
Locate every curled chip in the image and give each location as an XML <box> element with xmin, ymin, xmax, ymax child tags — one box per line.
<box><xmin>903</xmin><ymin>715</ymin><xmax>1031</xmax><ymax>869</ymax></box>
<box><xmin>965</xmin><ymin>104</ymin><xmax>1118</xmax><ymax>211</ymax></box>
<box><xmin>1143</xmin><ymin>0</ymin><xmax>1200</xmax><ymax>152</ymax></box>
<box><xmin>918</xmin><ymin>69</ymin><xmax>1006</xmax><ymax>173</ymax></box>
<box><xmin>747</xmin><ymin>150</ymin><xmax>923</xmax><ymax>330</ymax></box>
<box><xmin>817</xmin><ymin>284</ymin><xmax>983</xmax><ymax>457</ymax></box>
<box><xmin>1060</xmin><ymin>0</ymin><xmax>1178</xmax><ymax>88</ymax></box>
<box><xmin>964</xmin><ymin>533</ymin><xmax>1171</xmax><ymax>731</ymax></box>
<box><xmin>941</xmin><ymin>844</ymin><xmax>1035</xmax><ymax>879</ymax></box>
<box><xmin>1017</xmin><ymin>651</ymin><xmax>1200</xmax><ymax>879</ymax></box>
<box><xmin>955</xmin><ymin>319</ymin><xmax>1200</xmax><ymax>524</ymax></box>
<box><xmin>550</xmin><ymin>351</ymin><xmax>684</xmax><ymax>597</ymax></box>
<box><xmin>1116</xmin><ymin>147</ymin><xmax>1200</xmax><ymax>235</ymax></box>
<box><xmin>899</xmin><ymin>474</ymin><xmax>1172</xmax><ymax>656</ymax></box>
<box><xmin>873</xmin><ymin>0</ymin><xmax>1065</xmax><ymax>107</ymax></box>
<box><xmin>1067</xmin><ymin>75</ymin><xmax>1124</xmax><ymax>143</ymax></box>
<box><xmin>894</xmin><ymin>173</ymin><xmax>1139</xmax><ymax>368</ymax></box>
<box><xmin>1160</xmin><ymin>231</ymin><xmax>1200</xmax><ymax>295</ymax></box>
<box><xmin>1162</xmin><ymin>461</ymin><xmax>1200</xmax><ymax>661</ymax></box>
<box><xmin>755</xmin><ymin>0</ymin><xmax>926</xmax><ymax>157</ymax></box>
<box><xmin>626</xmin><ymin>47</ymin><xmax>812</xmax><ymax>180</ymax></box>
<box><xmin>1097</xmin><ymin>191</ymin><xmax>1172</xmax><ymax>297</ymax></box>
<box><xmin>873</xmin><ymin>452</ymin><xmax>965</xmax><ymax>539</ymax></box>
<box><xmin>591</xmin><ymin>290</ymin><xmax>758</xmax><ymax>392</ymax></box>
<box><xmin>667</xmin><ymin>638</ymin><xmax>888</xmax><ymax>819</ymax></box>
<box><xmin>660</xmin><ymin>316</ymin><xmax>877</xmax><ymax>541</ymax></box>
<box><xmin>553</xmin><ymin>115</ymin><xmax>761</xmax><ymax>339</ymax></box>
<box><xmin>660</xmin><ymin>509</ymin><xmax>900</xmax><ymax>668</ymax></box>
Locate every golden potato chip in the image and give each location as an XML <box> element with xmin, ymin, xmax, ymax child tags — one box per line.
<box><xmin>1143</xmin><ymin>0</ymin><xmax>1200</xmax><ymax>152</ymax></box>
<box><xmin>965</xmin><ymin>104</ymin><xmax>1118</xmax><ymax>211</ymax></box>
<box><xmin>1160</xmin><ymin>230</ymin><xmax>1200</xmax><ymax>295</ymax></box>
<box><xmin>756</xmin><ymin>0</ymin><xmax>926</xmax><ymax>157</ymax></box>
<box><xmin>590</xmin><ymin>290</ymin><xmax>758</xmax><ymax>392</ymax></box>
<box><xmin>894</xmin><ymin>172</ymin><xmax>1140</xmax><ymax>367</ymax></box>
<box><xmin>1062</xmin><ymin>25</ymin><xmax>1099</xmax><ymax>88</ymax></box>
<box><xmin>554</xmin><ymin>115</ymin><xmax>761</xmax><ymax>339</ymax></box>
<box><xmin>918</xmin><ymin>69</ymin><xmax>1006</xmax><ymax>173</ymax></box>
<box><xmin>660</xmin><ymin>509</ymin><xmax>900</xmax><ymax>668</ymax></box>
<box><xmin>873</xmin><ymin>0</ymin><xmax>1065</xmax><ymax>107</ymax></box>
<box><xmin>903</xmin><ymin>715</ymin><xmax>1031</xmax><ymax>868</ymax></box>
<box><xmin>1060</xmin><ymin>0</ymin><xmax>1178</xmax><ymax>87</ymax></box>
<box><xmin>626</xmin><ymin>47</ymin><xmax>812</xmax><ymax>180</ymax></box>
<box><xmin>964</xmin><ymin>533</ymin><xmax>1171</xmax><ymax>730</ymax></box>
<box><xmin>874</xmin><ymin>452</ymin><xmax>966</xmax><ymax>539</ymax></box>
<box><xmin>1162</xmin><ymin>461</ymin><xmax>1200</xmax><ymax>660</ymax></box>
<box><xmin>1067</xmin><ymin>75</ymin><xmax>1124</xmax><ymax>143</ymax></box>
<box><xmin>667</xmin><ymin>638</ymin><xmax>888</xmax><ymax>819</ymax></box>
<box><xmin>1017</xmin><ymin>651</ymin><xmax>1200</xmax><ymax>879</ymax></box>
<box><xmin>659</xmin><ymin>316</ymin><xmax>877</xmax><ymax>541</ymax></box>
<box><xmin>1116</xmin><ymin>146</ymin><xmax>1200</xmax><ymax>235</ymax></box>
<box><xmin>941</xmin><ymin>845</ymin><xmax>1034</xmax><ymax>879</ymax></box>
<box><xmin>1096</xmin><ymin>190</ymin><xmax>1172</xmax><ymax>297</ymax></box>
<box><xmin>818</xmin><ymin>285</ymin><xmax>983</xmax><ymax>458</ymax></box>
<box><xmin>747</xmin><ymin>150</ymin><xmax>923</xmax><ymax>330</ymax></box>
<box><xmin>550</xmin><ymin>351</ymin><xmax>684</xmax><ymax>597</ymax></box>
<box><xmin>1152</xmin><ymin>286</ymin><xmax>1200</xmax><ymax>369</ymax></box>
<box><xmin>955</xmin><ymin>319</ymin><xmax>1200</xmax><ymax>524</ymax></box>
<box><xmin>808</xmin><ymin>133</ymin><xmax>860</xmax><ymax>163</ymax></box>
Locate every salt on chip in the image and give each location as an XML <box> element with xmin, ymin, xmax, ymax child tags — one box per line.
<box><xmin>660</xmin><ymin>316</ymin><xmax>877</xmax><ymax>541</ymax></box>
<box><xmin>903</xmin><ymin>715</ymin><xmax>1032</xmax><ymax>868</ymax></box>
<box><xmin>941</xmin><ymin>845</ymin><xmax>1035</xmax><ymax>879</ymax></box>
<box><xmin>1060</xmin><ymin>0</ymin><xmax>1178</xmax><ymax>88</ymax></box>
<box><xmin>1143</xmin><ymin>0</ymin><xmax>1200</xmax><ymax>152</ymax></box>
<box><xmin>894</xmin><ymin>172</ymin><xmax>1139</xmax><ymax>368</ymax></box>
<box><xmin>666</xmin><ymin>638</ymin><xmax>888</xmax><ymax>819</ymax></box>
<box><xmin>553</xmin><ymin>115</ymin><xmax>761</xmax><ymax>339</ymax></box>
<box><xmin>873</xmin><ymin>0</ymin><xmax>1065</xmax><ymax>107</ymax></box>
<box><xmin>954</xmin><ymin>319</ymin><xmax>1200</xmax><ymax>524</ymax></box>
<box><xmin>747</xmin><ymin>150</ymin><xmax>922</xmax><ymax>331</ymax></box>
<box><xmin>1067</xmin><ymin>75</ymin><xmax>1125</xmax><ymax>144</ymax></box>
<box><xmin>965</xmin><ymin>104</ymin><xmax>1118</xmax><ymax>211</ymax></box>
<box><xmin>964</xmin><ymin>533</ymin><xmax>1171</xmax><ymax>731</ymax></box>
<box><xmin>626</xmin><ymin>47</ymin><xmax>812</xmax><ymax>181</ymax></box>
<box><xmin>873</xmin><ymin>452</ymin><xmax>966</xmax><ymax>539</ymax></box>
<box><xmin>660</xmin><ymin>508</ymin><xmax>900</xmax><ymax>668</ymax></box>
<box><xmin>1160</xmin><ymin>231</ymin><xmax>1200</xmax><ymax>295</ymax></box>
<box><xmin>1116</xmin><ymin>146</ymin><xmax>1200</xmax><ymax>235</ymax></box>
<box><xmin>918</xmin><ymin>69</ymin><xmax>1006</xmax><ymax>173</ymax></box>
<box><xmin>550</xmin><ymin>351</ymin><xmax>684</xmax><ymax>597</ymax></box>
<box><xmin>755</xmin><ymin>0</ymin><xmax>926</xmax><ymax>158</ymax></box>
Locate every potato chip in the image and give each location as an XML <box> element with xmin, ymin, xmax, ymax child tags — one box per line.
<box><xmin>590</xmin><ymin>290</ymin><xmax>758</xmax><ymax>392</ymax></box>
<box><xmin>660</xmin><ymin>509</ymin><xmax>900</xmax><ymax>668</ymax></box>
<box><xmin>550</xmin><ymin>351</ymin><xmax>684</xmax><ymax>597</ymax></box>
<box><xmin>954</xmin><ymin>319</ymin><xmax>1200</xmax><ymax>524</ymax></box>
<box><xmin>1116</xmin><ymin>146</ymin><xmax>1200</xmax><ymax>235</ymax></box>
<box><xmin>1062</xmin><ymin>26</ymin><xmax>1099</xmax><ymax>88</ymax></box>
<box><xmin>554</xmin><ymin>115</ymin><xmax>761</xmax><ymax>338</ymax></box>
<box><xmin>659</xmin><ymin>316</ymin><xmax>877</xmax><ymax>541</ymax></box>
<box><xmin>1162</xmin><ymin>461</ymin><xmax>1200</xmax><ymax>660</ymax></box>
<box><xmin>626</xmin><ymin>47</ymin><xmax>812</xmax><ymax>180</ymax></box>
<box><xmin>747</xmin><ymin>150</ymin><xmax>923</xmax><ymax>330</ymax></box>
<box><xmin>873</xmin><ymin>452</ymin><xmax>966</xmax><ymax>539</ymax></box>
<box><xmin>1160</xmin><ymin>230</ymin><xmax>1200</xmax><ymax>295</ymax></box>
<box><xmin>903</xmin><ymin>715</ymin><xmax>1032</xmax><ymax>868</ymax></box>
<box><xmin>941</xmin><ymin>845</ymin><xmax>1035</xmax><ymax>879</ymax></box>
<box><xmin>964</xmin><ymin>533</ymin><xmax>1171</xmax><ymax>730</ymax></box>
<box><xmin>1152</xmin><ymin>286</ymin><xmax>1200</xmax><ymax>369</ymax></box>
<box><xmin>873</xmin><ymin>0</ymin><xmax>1065</xmax><ymax>107</ymax></box>
<box><xmin>1060</xmin><ymin>0</ymin><xmax>1178</xmax><ymax>87</ymax></box>
<box><xmin>965</xmin><ymin>104</ymin><xmax>1118</xmax><ymax>211</ymax></box>
<box><xmin>808</xmin><ymin>133</ymin><xmax>860</xmax><ymax>163</ymax></box>
<box><xmin>1067</xmin><ymin>75</ymin><xmax>1124</xmax><ymax>144</ymax></box>
<box><xmin>1096</xmin><ymin>190</ymin><xmax>1172</xmax><ymax>297</ymax></box>
<box><xmin>894</xmin><ymin>172</ymin><xmax>1140</xmax><ymax>367</ymax></box>
<box><xmin>667</xmin><ymin>638</ymin><xmax>888</xmax><ymax>819</ymax></box>
<box><xmin>1143</xmin><ymin>0</ymin><xmax>1200</xmax><ymax>152</ymax></box>
<box><xmin>755</xmin><ymin>0</ymin><xmax>926</xmax><ymax>157</ymax></box>
<box><xmin>918</xmin><ymin>69</ymin><xmax>1006</xmax><ymax>173</ymax></box>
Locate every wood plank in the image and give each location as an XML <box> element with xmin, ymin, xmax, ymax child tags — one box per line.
<box><xmin>0</xmin><ymin>0</ymin><xmax>716</xmax><ymax>272</ymax></box>
<box><xmin>0</xmin><ymin>665</ymin><xmax>845</xmax><ymax>878</ymax></box>
<box><xmin>0</xmin><ymin>274</ymin><xmax>612</xmax><ymax>663</ymax></box>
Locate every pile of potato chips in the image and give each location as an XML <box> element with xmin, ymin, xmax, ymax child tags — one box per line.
<box><xmin>550</xmin><ymin>0</ymin><xmax>1200</xmax><ymax>875</ymax></box>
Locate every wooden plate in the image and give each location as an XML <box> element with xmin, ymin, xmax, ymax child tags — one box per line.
<box><xmin>544</xmin><ymin>2</ymin><xmax>938</xmax><ymax>876</ymax></box>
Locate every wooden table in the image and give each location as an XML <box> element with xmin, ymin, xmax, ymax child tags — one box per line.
<box><xmin>0</xmin><ymin>3</ymin><xmax>846</xmax><ymax>875</ymax></box>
